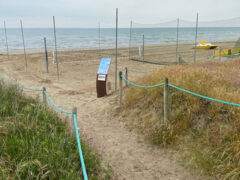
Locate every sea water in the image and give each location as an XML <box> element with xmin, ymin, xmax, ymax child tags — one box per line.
<box><xmin>0</xmin><ymin>27</ymin><xmax>239</xmax><ymax>52</ymax></box>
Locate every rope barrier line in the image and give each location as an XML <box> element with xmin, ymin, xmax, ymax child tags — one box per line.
<box><xmin>0</xmin><ymin>73</ymin><xmax>42</xmax><ymax>91</ymax></box>
<box><xmin>121</xmin><ymin>74</ymin><xmax>240</xmax><ymax>107</ymax></box>
<box><xmin>43</xmin><ymin>91</ymin><xmax>72</xmax><ymax>114</ymax></box>
<box><xmin>73</xmin><ymin>113</ymin><xmax>88</xmax><ymax>180</ymax></box>
<box><xmin>168</xmin><ymin>84</ymin><xmax>240</xmax><ymax>107</ymax></box>
<box><xmin>121</xmin><ymin>74</ymin><xmax>164</xmax><ymax>88</ymax></box>
<box><xmin>0</xmin><ymin>73</ymin><xmax>71</xmax><ymax>114</ymax></box>
<box><xmin>0</xmin><ymin>73</ymin><xmax>88</xmax><ymax>179</ymax></box>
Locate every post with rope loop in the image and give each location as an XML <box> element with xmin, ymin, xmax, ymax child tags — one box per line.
<box><xmin>42</xmin><ymin>87</ymin><xmax>47</xmax><ymax>104</ymax></box>
<box><xmin>164</xmin><ymin>78</ymin><xmax>168</xmax><ymax>122</ymax></box>
<box><xmin>119</xmin><ymin>71</ymin><xmax>123</xmax><ymax>106</ymax></box>
<box><xmin>72</xmin><ymin>107</ymin><xmax>77</xmax><ymax>134</ymax></box>
<box><xmin>124</xmin><ymin>67</ymin><xmax>128</xmax><ymax>87</ymax></box>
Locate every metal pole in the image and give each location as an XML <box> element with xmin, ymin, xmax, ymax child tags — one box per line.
<box><xmin>52</xmin><ymin>49</ymin><xmax>55</xmax><ymax>64</ymax></box>
<box><xmin>142</xmin><ymin>34</ymin><xmax>144</xmax><ymax>63</ymax></box>
<box><xmin>129</xmin><ymin>20</ymin><xmax>132</xmax><ymax>60</ymax></box>
<box><xmin>193</xmin><ymin>13</ymin><xmax>199</xmax><ymax>64</ymax></box>
<box><xmin>98</xmin><ymin>22</ymin><xmax>101</xmax><ymax>57</ymax></box>
<box><xmin>42</xmin><ymin>87</ymin><xmax>47</xmax><ymax>104</ymax></box>
<box><xmin>44</xmin><ymin>37</ymin><xmax>49</xmax><ymax>73</ymax></box>
<box><xmin>176</xmin><ymin>18</ymin><xmax>179</xmax><ymax>64</ymax></box>
<box><xmin>164</xmin><ymin>78</ymin><xmax>168</xmax><ymax>122</ymax></box>
<box><xmin>125</xmin><ymin>67</ymin><xmax>128</xmax><ymax>87</ymax></box>
<box><xmin>219</xmin><ymin>47</ymin><xmax>222</xmax><ymax>61</ymax></box>
<box><xmin>119</xmin><ymin>71</ymin><xmax>122</xmax><ymax>106</ymax></box>
<box><xmin>53</xmin><ymin>16</ymin><xmax>60</xmax><ymax>80</ymax></box>
<box><xmin>115</xmin><ymin>8</ymin><xmax>118</xmax><ymax>90</ymax></box>
<box><xmin>20</xmin><ymin>20</ymin><xmax>27</xmax><ymax>69</ymax></box>
<box><xmin>3</xmin><ymin>21</ymin><xmax>9</xmax><ymax>60</ymax></box>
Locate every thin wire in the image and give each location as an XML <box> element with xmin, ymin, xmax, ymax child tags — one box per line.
<box><xmin>73</xmin><ymin>114</ymin><xmax>88</xmax><ymax>180</ymax></box>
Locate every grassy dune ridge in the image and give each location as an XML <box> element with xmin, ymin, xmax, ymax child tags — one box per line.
<box><xmin>0</xmin><ymin>81</ymin><xmax>112</xmax><ymax>179</ymax></box>
<box><xmin>121</xmin><ymin>59</ymin><xmax>240</xmax><ymax>179</ymax></box>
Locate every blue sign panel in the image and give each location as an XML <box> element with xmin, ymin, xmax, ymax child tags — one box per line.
<box><xmin>97</xmin><ymin>58</ymin><xmax>111</xmax><ymax>75</ymax></box>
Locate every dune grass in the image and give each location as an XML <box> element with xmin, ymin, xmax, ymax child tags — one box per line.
<box><xmin>0</xmin><ymin>81</ymin><xmax>112</xmax><ymax>179</ymax></box>
<box><xmin>121</xmin><ymin>59</ymin><xmax>240</xmax><ymax>179</ymax></box>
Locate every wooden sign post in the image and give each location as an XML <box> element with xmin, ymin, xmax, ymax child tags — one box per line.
<box><xmin>96</xmin><ymin>58</ymin><xmax>111</xmax><ymax>98</ymax></box>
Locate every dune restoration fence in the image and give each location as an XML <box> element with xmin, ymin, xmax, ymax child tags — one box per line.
<box><xmin>129</xmin><ymin>17</ymin><xmax>240</xmax><ymax>65</ymax></box>
<box><xmin>119</xmin><ymin>68</ymin><xmax>240</xmax><ymax>121</ymax></box>
<box><xmin>0</xmin><ymin>73</ymin><xmax>88</xmax><ymax>180</ymax></box>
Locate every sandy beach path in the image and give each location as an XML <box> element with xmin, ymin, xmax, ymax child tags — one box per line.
<box><xmin>0</xmin><ymin>52</ymin><xmax>201</xmax><ymax>180</ymax></box>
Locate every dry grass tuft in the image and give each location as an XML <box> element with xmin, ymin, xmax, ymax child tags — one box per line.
<box><xmin>121</xmin><ymin>59</ymin><xmax>240</xmax><ymax>179</ymax></box>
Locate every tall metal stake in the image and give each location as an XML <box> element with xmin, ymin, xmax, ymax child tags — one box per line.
<box><xmin>44</xmin><ymin>37</ymin><xmax>49</xmax><ymax>73</ymax></box>
<box><xmin>98</xmin><ymin>22</ymin><xmax>101</xmax><ymax>57</ymax></box>
<box><xmin>53</xmin><ymin>16</ymin><xmax>59</xmax><ymax>80</ymax></box>
<box><xmin>142</xmin><ymin>34</ymin><xmax>144</xmax><ymax>63</ymax></box>
<box><xmin>20</xmin><ymin>20</ymin><xmax>27</xmax><ymax>69</ymax></box>
<box><xmin>193</xmin><ymin>13</ymin><xmax>199</xmax><ymax>64</ymax></box>
<box><xmin>4</xmin><ymin>21</ymin><xmax>9</xmax><ymax>60</ymax></box>
<box><xmin>115</xmin><ymin>8</ymin><xmax>118</xmax><ymax>90</ymax></box>
<box><xmin>129</xmin><ymin>20</ymin><xmax>132</xmax><ymax>60</ymax></box>
<box><xmin>176</xmin><ymin>18</ymin><xmax>179</xmax><ymax>64</ymax></box>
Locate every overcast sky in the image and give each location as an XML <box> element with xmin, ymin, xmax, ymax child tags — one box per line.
<box><xmin>0</xmin><ymin>0</ymin><xmax>239</xmax><ymax>28</ymax></box>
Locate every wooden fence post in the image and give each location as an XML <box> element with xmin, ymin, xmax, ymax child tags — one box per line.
<box><xmin>72</xmin><ymin>107</ymin><xmax>77</xmax><ymax>134</ymax></box>
<box><xmin>43</xmin><ymin>87</ymin><xmax>47</xmax><ymax>104</ymax></box>
<box><xmin>119</xmin><ymin>71</ymin><xmax>123</xmax><ymax>106</ymax></box>
<box><xmin>125</xmin><ymin>67</ymin><xmax>128</xmax><ymax>87</ymax></box>
<box><xmin>164</xmin><ymin>78</ymin><xmax>168</xmax><ymax>122</ymax></box>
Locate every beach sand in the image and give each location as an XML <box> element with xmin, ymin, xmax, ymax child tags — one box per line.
<box><xmin>0</xmin><ymin>42</ymin><xmax>233</xmax><ymax>179</ymax></box>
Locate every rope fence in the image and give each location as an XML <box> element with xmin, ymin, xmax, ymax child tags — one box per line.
<box><xmin>119</xmin><ymin>69</ymin><xmax>240</xmax><ymax>120</ymax></box>
<box><xmin>121</xmin><ymin>74</ymin><xmax>164</xmax><ymax>88</ymax></box>
<box><xmin>168</xmin><ymin>84</ymin><xmax>240</xmax><ymax>107</ymax></box>
<box><xmin>43</xmin><ymin>90</ymin><xmax>72</xmax><ymax>114</ymax></box>
<box><xmin>0</xmin><ymin>73</ymin><xmax>88</xmax><ymax>180</ymax></box>
<box><xmin>0</xmin><ymin>74</ymin><xmax>42</xmax><ymax>92</ymax></box>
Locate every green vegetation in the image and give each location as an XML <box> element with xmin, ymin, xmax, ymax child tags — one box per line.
<box><xmin>0</xmin><ymin>81</ymin><xmax>112</xmax><ymax>179</ymax></box>
<box><xmin>121</xmin><ymin>59</ymin><xmax>240</xmax><ymax>179</ymax></box>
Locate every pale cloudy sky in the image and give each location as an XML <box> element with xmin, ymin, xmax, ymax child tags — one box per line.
<box><xmin>0</xmin><ymin>0</ymin><xmax>239</xmax><ymax>27</ymax></box>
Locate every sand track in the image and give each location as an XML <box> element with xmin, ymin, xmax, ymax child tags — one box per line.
<box><xmin>0</xmin><ymin>51</ymin><xmax>202</xmax><ymax>180</ymax></box>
